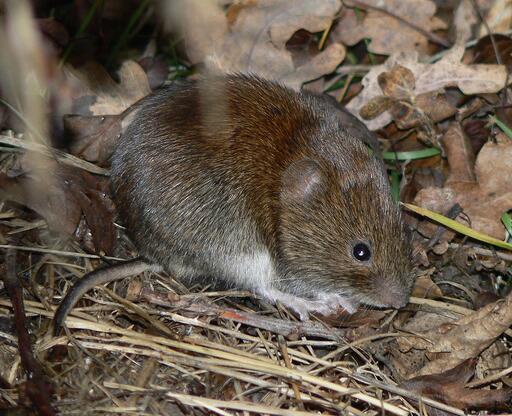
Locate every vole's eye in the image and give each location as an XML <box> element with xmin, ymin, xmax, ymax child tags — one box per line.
<box><xmin>352</xmin><ymin>242</ymin><xmax>371</xmax><ymax>262</ymax></box>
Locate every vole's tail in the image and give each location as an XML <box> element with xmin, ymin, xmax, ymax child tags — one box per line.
<box><xmin>53</xmin><ymin>258</ymin><xmax>160</xmax><ymax>335</ymax></box>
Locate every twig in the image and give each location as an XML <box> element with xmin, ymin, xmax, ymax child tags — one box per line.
<box><xmin>468</xmin><ymin>0</ymin><xmax>501</xmax><ymax>66</ymax></box>
<box><xmin>2</xmin><ymin>248</ymin><xmax>56</xmax><ymax>415</ymax></box>
<box><xmin>465</xmin><ymin>365</ymin><xmax>512</xmax><ymax>388</ymax></box>
<box><xmin>448</xmin><ymin>243</ymin><xmax>512</xmax><ymax>262</ymax></box>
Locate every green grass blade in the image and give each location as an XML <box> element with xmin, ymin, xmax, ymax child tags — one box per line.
<box><xmin>489</xmin><ymin>115</ymin><xmax>512</xmax><ymax>140</ymax></box>
<box><xmin>60</xmin><ymin>0</ymin><xmax>104</xmax><ymax>67</ymax></box>
<box><xmin>106</xmin><ymin>0</ymin><xmax>151</xmax><ymax>68</ymax></box>
<box><xmin>383</xmin><ymin>148</ymin><xmax>440</xmax><ymax>161</ymax></box>
<box><xmin>502</xmin><ymin>211</ymin><xmax>512</xmax><ymax>242</ymax></box>
<box><xmin>402</xmin><ymin>203</ymin><xmax>512</xmax><ymax>251</ymax></box>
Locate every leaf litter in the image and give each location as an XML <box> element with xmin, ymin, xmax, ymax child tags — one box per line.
<box><xmin>333</xmin><ymin>0</ymin><xmax>447</xmax><ymax>56</ymax></box>
<box><xmin>0</xmin><ymin>0</ymin><xmax>511</xmax><ymax>415</ymax></box>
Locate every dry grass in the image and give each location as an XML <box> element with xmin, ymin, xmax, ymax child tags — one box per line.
<box><xmin>0</xmin><ymin>237</ymin><xmax>469</xmax><ymax>415</ymax></box>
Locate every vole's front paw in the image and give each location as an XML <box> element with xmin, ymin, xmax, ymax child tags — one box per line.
<box><xmin>258</xmin><ymin>287</ymin><xmax>312</xmax><ymax>320</ymax></box>
<box><xmin>258</xmin><ymin>287</ymin><xmax>357</xmax><ymax>320</ymax></box>
<box><xmin>316</xmin><ymin>293</ymin><xmax>358</xmax><ymax>314</ymax></box>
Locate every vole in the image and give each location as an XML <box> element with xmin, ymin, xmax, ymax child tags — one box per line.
<box><xmin>54</xmin><ymin>74</ymin><xmax>413</xmax><ymax>333</ymax></box>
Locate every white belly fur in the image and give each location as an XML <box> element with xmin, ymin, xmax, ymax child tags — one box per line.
<box><xmin>218</xmin><ymin>251</ymin><xmax>358</xmax><ymax>319</ymax></box>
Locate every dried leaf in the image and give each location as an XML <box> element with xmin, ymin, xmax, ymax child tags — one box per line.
<box><xmin>347</xmin><ymin>45</ymin><xmax>508</xmax><ymax>130</ymax></box>
<box><xmin>333</xmin><ymin>0</ymin><xmax>446</xmax><ymax>55</ymax></box>
<box><xmin>477</xmin><ymin>0</ymin><xmax>512</xmax><ymax>38</ymax></box>
<box><xmin>453</xmin><ymin>0</ymin><xmax>477</xmax><ymax>43</ymax></box>
<box><xmin>389</xmin><ymin>101</ymin><xmax>421</xmax><ymax>129</ymax></box>
<box><xmin>62</xmin><ymin>61</ymin><xmax>149</xmax><ymax>163</ymax></box>
<box><xmin>400</xmin><ymin>358</ymin><xmax>512</xmax><ymax>411</ymax></box>
<box><xmin>64</xmin><ymin>114</ymin><xmax>122</xmax><ymax>164</ymax></box>
<box><xmin>463</xmin><ymin>118</ymin><xmax>490</xmax><ymax>150</ymax></box>
<box><xmin>360</xmin><ymin>65</ymin><xmax>457</xmax><ymax>128</ymax></box>
<box><xmin>0</xmin><ymin>162</ymin><xmax>114</xmax><ymax>254</ymax></box>
<box><xmin>411</xmin><ymin>276</ymin><xmax>443</xmax><ymax>299</ymax></box>
<box><xmin>474</xmin><ymin>34</ymin><xmax>512</xmax><ymax>66</ymax></box>
<box><xmin>65</xmin><ymin>60</ymin><xmax>150</xmax><ymax>116</ymax></box>
<box><xmin>401</xmin><ymin>291</ymin><xmax>512</xmax><ymax>376</ymax></box>
<box><xmin>442</xmin><ymin>123</ymin><xmax>477</xmax><ymax>184</ymax></box>
<box><xmin>0</xmin><ymin>171</ymin><xmax>81</xmax><ymax>236</ymax></box>
<box><xmin>415</xmin><ymin>92</ymin><xmax>457</xmax><ymax>123</ymax></box>
<box><xmin>37</xmin><ymin>17</ymin><xmax>69</xmax><ymax>54</ymax></box>
<box><xmin>360</xmin><ymin>95</ymin><xmax>394</xmax><ymax>120</ymax></box>
<box><xmin>165</xmin><ymin>0</ymin><xmax>228</xmax><ymax>65</ymax></box>
<box><xmin>378</xmin><ymin>65</ymin><xmax>415</xmax><ymax>99</ymax></box>
<box><xmin>477</xmin><ymin>340</ymin><xmax>512</xmax><ymax>381</ymax></box>
<box><xmin>365</xmin><ymin>91</ymin><xmax>455</xmax><ymax>130</ymax></box>
<box><xmin>138</xmin><ymin>56</ymin><xmax>169</xmax><ymax>90</ymax></box>
<box><xmin>280</xmin><ymin>43</ymin><xmax>346</xmax><ymax>89</ymax></box>
<box><xmin>68</xmin><ymin>170</ymin><xmax>115</xmax><ymax>255</ymax></box>
<box><xmin>398</xmin><ymin>312</ymin><xmax>456</xmax><ymax>355</ymax></box>
<box><xmin>415</xmin><ymin>136</ymin><xmax>512</xmax><ymax>239</ymax></box>
<box><xmin>167</xmin><ymin>0</ymin><xmax>345</xmax><ymax>89</ymax></box>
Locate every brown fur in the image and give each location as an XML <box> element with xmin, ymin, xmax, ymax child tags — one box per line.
<box><xmin>55</xmin><ymin>74</ymin><xmax>414</xmax><ymax>331</ymax></box>
<box><xmin>110</xmin><ymin>74</ymin><xmax>414</xmax><ymax>312</ymax></box>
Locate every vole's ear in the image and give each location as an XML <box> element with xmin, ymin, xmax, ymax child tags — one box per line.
<box><xmin>280</xmin><ymin>158</ymin><xmax>324</xmax><ymax>203</ymax></box>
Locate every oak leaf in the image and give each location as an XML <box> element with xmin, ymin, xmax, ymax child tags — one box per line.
<box><xmin>63</xmin><ymin>60</ymin><xmax>150</xmax><ymax>163</ymax></box>
<box><xmin>399</xmin><ymin>290</ymin><xmax>512</xmax><ymax>377</ymax></box>
<box><xmin>65</xmin><ymin>60</ymin><xmax>150</xmax><ymax>116</ymax></box>
<box><xmin>400</xmin><ymin>358</ymin><xmax>512</xmax><ymax>411</ymax></box>
<box><xmin>414</xmin><ymin>127</ymin><xmax>512</xmax><ymax>239</ymax></box>
<box><xmin>167</xmin><ymin>0</ymin><xmax>345</xmax><ymax>89</ymax></box>
<box><xmin>333</xmin><ymin>0</ymin><xmax>446</xmax><ymax>55</ymax></box>
<box><xmin>348</xmin><ymin>46</ymin><xmax>508</xmax><ymax>130</ymax></box>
